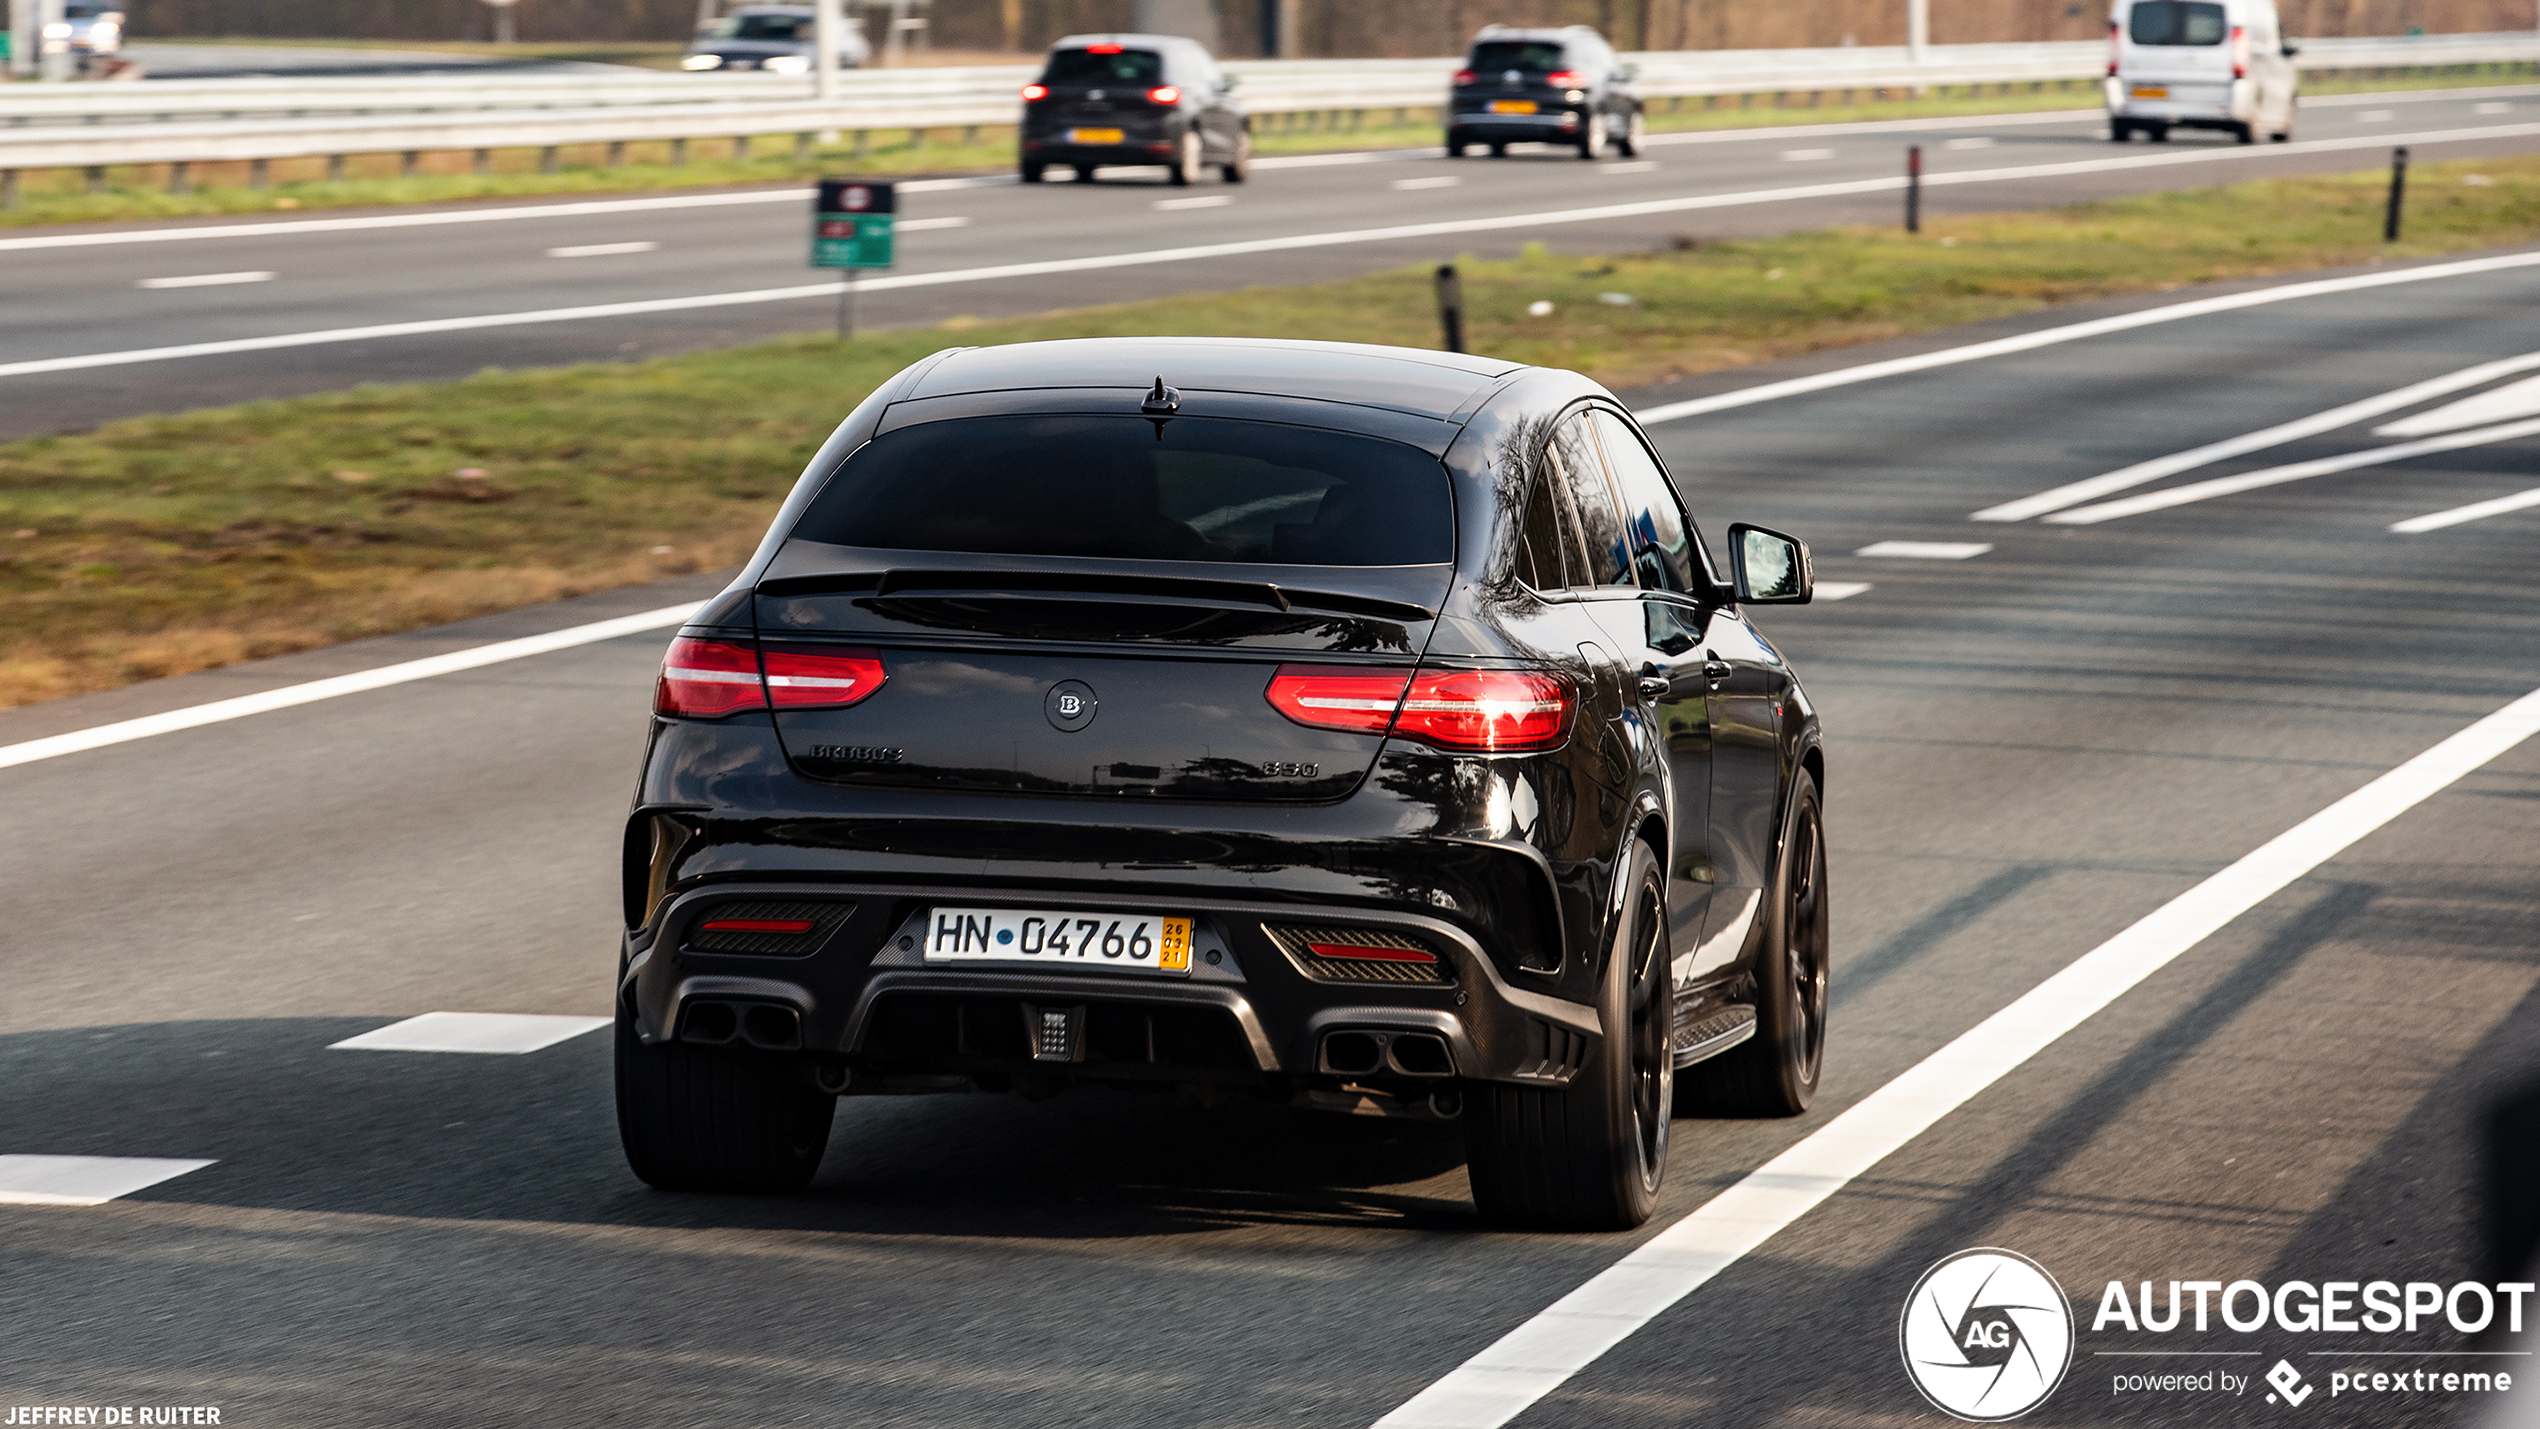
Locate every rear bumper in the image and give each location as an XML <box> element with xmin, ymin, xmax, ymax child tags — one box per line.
<box><xmin>1022</xmin><ymin>139</ymin><xmax>1180</xmax><ymax>165</ymax></box>
<box><xmin>1450</xmin><ymin>109</ymin><xmax>1583</xmax><ymax>137</ymax></box>
<box><xmin>2105</xmin><ymin>75</ymin><xmax>2247</xmax><ymax>121</ymax></box>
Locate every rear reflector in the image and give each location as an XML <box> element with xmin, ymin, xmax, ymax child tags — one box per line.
<box><xmin>1267</xmin><ymin>924</ymin><xmax>1451</xmax><ymax>985</ymax></box>
<box><xmin>1266</xmin><ymin>665</ymin><xmax>1569</xmax><ymax>752</ymax></box>
<box><xmin>701</xmin><ymin>918</ymin><xmax>815</xmax><ymax>933</ymax></box>
<box><xmin>1307</xmin><ymin>941</ymin><xmax>1435</xmax><ymax>965</ymax></box>
<box><xmin>684</xmin><ymin>900</ymin><xmax>852</xmax><ymax>955</ymax></box>
<box><xmin>656</xmin><ymin>636</ymin><xmax>765</xmax><ymax>719</ymax></box>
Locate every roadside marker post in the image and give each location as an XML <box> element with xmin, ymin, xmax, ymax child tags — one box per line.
<box><xmin>2385</xmin><ymin>146</ymin><xmax>2409</xmax><ymax>241</ymax></box>
<box><xmin>1905</xmin><ymin>144</ymin><xmax>1923</xmax><ymax>233</ymax></box>
<box><xmin>1433</xmin><ymin>263</ymin><xmax>1464</xmax><ymax>354</ymax></box>
<box><xmin>812</xmin><ymin>177</ymin><xmax>896</xmax><ymax>339</ymax></box>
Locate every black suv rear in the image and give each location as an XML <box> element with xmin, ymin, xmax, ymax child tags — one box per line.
<box><xmin>1019</xmin><ymin>32</ymin><xmax>1250</xmax><ymax>185</ymax></box>
<box><xmin>1447</xmin><ymin>23</ymin><xmax>1644</xmax><ymax>160</ymax></box>
<box><xmin>614</xmin><ymin>338</ymin><xmax>1829</xmax><ymax>1230</ymax></box>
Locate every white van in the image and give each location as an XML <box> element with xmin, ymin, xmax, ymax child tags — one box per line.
<box><xmin>2105</xmin><ymin>0</ymin><xmax>2299</xmax><ymax>144</ymax></box>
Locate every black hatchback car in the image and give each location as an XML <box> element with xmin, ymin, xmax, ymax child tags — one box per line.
<box><xmin>616</xmin><ymin>338</ymin><xmax>1828</xmax><ymax>1230</ymax></box>
<box><xmin>1018</xmin><ymin>33</ymin><xmax>1250</xmax><ymax>185</ymax></box>
<box><xmin>1447</xmin><ymin>24</ymin><xmax>1646</xmax><ymax>159</ymax></box>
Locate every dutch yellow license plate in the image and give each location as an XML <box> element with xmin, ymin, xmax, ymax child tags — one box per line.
<box><xmin>2130</xmin><ymin>85</ymin><xmax>2169</xmax><ymax>99</ymax></box>
<box><xmin>1068</xmin><ymin>127</ymin><xmax>1126</xmax><ymax>144</ymax></box>
<box><xmin>924</xmin><ymin>909</ymin><xmax>1194</xmax><ymax>975</ymax></box>
<box><xmin>1489</xmin><ymin>100</ymin><xmax>1538</xmax><ymax>115</ymax></box>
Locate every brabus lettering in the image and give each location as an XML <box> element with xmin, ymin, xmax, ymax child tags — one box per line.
<box><xmin>808</xmin><ymin>745</ymin><xmax>904</xmax><ymax>763</ymax></box>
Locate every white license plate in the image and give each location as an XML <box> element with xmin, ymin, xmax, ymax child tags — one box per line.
<box><xmin>924</xmin><ymin>908</ymin><xmax>1192</xmax><ymax>974</ymax></box>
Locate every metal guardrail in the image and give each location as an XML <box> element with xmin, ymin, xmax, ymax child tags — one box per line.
<box><xmin>0</xmin><ymin>34</ymin><xmax>2530</xmax><ymax>178</ymax></box>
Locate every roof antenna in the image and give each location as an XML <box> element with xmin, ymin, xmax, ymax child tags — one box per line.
<box><xmin>1142</xmin><ymin>375</ymin><xmax>1180</xmax><ymax>439</ymax></box>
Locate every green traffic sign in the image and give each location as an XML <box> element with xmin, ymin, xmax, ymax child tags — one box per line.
<box><xmin>813</xmin><ymin>179</ymin><xmax>896</xmax><ymax>269</ymax></box>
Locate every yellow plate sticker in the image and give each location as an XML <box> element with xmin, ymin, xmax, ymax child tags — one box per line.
<box><xmin>1159</xmin><ymin>917</ymin><xmax>1193</xmax><ymax>971</ymax></box>
<box><xmin>1489</xmin><ymin>100</ymin><xmax>1538</xmax><ymax>115</ymax></box>
<box><xmin>2130</xmin><ymin>85</ymin><xmax>2169</xmax><ymax>99</ymax></box>
<box><xmin>1069</xmin><ymin>127</ymin><xmax>1126</xmax><ymax>144</ymax></box>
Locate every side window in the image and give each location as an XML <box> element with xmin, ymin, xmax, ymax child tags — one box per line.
<box><xmin>1551</xmin><ymin>414</ymin><xmax>1634</xmax><ymax>589</ymax></box>
<box><xmin>1513</xmin><ymin>465</ymin><xmax>1573</xmax><ymax>592</ymax></box>
<box><xmin>1589</xmin><ymin>409</ymin><xmax>1704</xmax><ymax>595</ymax></box>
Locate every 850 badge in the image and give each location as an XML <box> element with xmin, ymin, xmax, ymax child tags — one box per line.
<box><xmin>1900</xmin><ymin>1248</ymin><xmax>2075</xmax><ymax>1421</ymax></box>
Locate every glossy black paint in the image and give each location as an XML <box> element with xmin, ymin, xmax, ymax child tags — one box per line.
<box><xmin>620</xmin><ymin>337</ymin><xmax>1819</xmax><ymax>1110</ymax></box>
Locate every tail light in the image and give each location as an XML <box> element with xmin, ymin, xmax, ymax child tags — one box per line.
<box><xmin>655</xmin><ymin>638</ymin><xmax>887</xmax><ymax>719</ymax></box>
<box><xmin>2230</xmin><ymin>24</ymin><xmax>2249</xmax><ymax>77</ymax></box>
<box><xmin>1546</xmin><ymin>69</ymin><xmax>1586</xmax><ymax>89</ymax></box>
<box><xmin>2107</xmin><ymin>20</ymin><xmax>2121</xmax><ymax>75</ymax></box>
<box><xmin>1265</xmin><ymin>666</ymin><xmax>1572</xmax><ymax>752</ymax></box>
<box><xmin>1021</xmin><ymin>82</ymin><xmax>1048</xmax><ymax>100</ymax></box>
<box><xmin>1453</xmin><ymin>68</ymin><xmax>1477</xmax><ymax>84</ymax></box>
<box><xmin>1147</xmin><ymin>85</ymin><xmax>1180</xmax><ymax>104</ymax></box>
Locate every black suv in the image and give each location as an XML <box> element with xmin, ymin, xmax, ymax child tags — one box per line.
<box><xmin>1447</xmin><ymin>24</ymin><xmax>1645</xmax><ymax>160</ymax></box>
<box><xmin>616</xmin><ymin>338</ymin><xmax>1828</xmax><ymax>1230</ymax></box>
<box><xmin>1018</xmin><ymin>33</ymin><xmax>1250</xmax><ymax>185</ymax></box>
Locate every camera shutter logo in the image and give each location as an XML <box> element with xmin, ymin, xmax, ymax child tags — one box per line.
<box><xmin>1899</xmin><ymin>1248</ymin><xmax>2075</xmax><ymax>1421</ymax></box>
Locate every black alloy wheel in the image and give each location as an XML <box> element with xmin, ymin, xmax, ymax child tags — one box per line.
<box><xmin>1681</xmin><ymin>770</ymin><xmax>1828</xmax><ymax>1116</ymax></box>
<box><xmin>1222</xmin><ymin>129</ymin><xmax>1251</xmax><ymax>183</ymax></box>
<box><xmin>2109</xmin><ymin>120</ymin><xmax>2132</xmax><ymax>142</ymax></box>
<box><xmin>1169</xmin><ymin>129</ymin><xmax>1203</xmax><ymax>186</ymax></box>
<box><xmin>1465</xmin><ymin>840</ymin><xmax>1672</xmax><ymax>1230</ymax></box>
<box><xmin>1445</xmin><ymin>129</ymin><xmax>1468</xmax><ymax>156</ymax></box>
<box><xmin>1576</xmin><ymin>110</ymin><xmax>1607</xmax><ymax>160</ymax></box>
<box><xmin>1615</xmin><ymin>110</ymin><xmax>1645</xmax><ymax>157</ymax></box>
<box><xmin>1020</xmin><ymin>160</ymin><xmax>1047</xmax><ymax>182</ymax></box>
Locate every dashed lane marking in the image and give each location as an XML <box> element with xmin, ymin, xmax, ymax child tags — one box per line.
<box><xmin>2391</xmin><ymin>486</ymin><xmax>2540</xmax><ymax>533</ymax></box>
<box><xmin>330</xmin><ymin>1012</ymin><xmax>610</xmax><ymax>1054</ymax></box>
<box><xmin>1391</xmin><ymin>175</ymin><xmax>1463</xmax><ymax>190</ymax></box>
<box><xmin>1854</xmin><ymin>540</ymin><xmax>1992</xmax><ymax>558</ymax></box>
<box><xmin>2044</xmin><ymin>416</ymin><xmax>2540</xmax><ymax>524</ymax></box>
<box><xmin>0</xmin><ymin>1155</ymin><xmax>215</xmax><ymax>1206</ymax></box>
<box><xmin>137</xmin><ymin>271</ymin><xmax>274</xmax><ymax>289</ymax></box>
<box><xmin>1152</xmin><ymin>195</ymin><xmax>1233</xmax><ymax>210</ymax></box>
<box><xmin>546</xmin><ymin>242</ymin><xmax>659</xmax><ymax>258</ymax></box>
<box><xmin>1813</xmin><ymin>581</ymin><xmax>1873</xmax><ymax>600</ymax></box>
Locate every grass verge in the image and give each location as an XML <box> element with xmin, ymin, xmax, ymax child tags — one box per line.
<box><xmin>5</xmin><ymin>69</ymin><xmax>2528</xmax><ymax>229</ymax></box>
<box><xmin>2</xmin><ymin>151</ymin><xmax>2535</xmax><ymax>707</ymax></box>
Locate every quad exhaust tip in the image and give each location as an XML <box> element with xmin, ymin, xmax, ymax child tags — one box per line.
<box><xmin>679</xmin><ymin>998</ymin><xmax>803</xmax><ymax>1052</ymax></box>
<box><xmin>1318</xmin><ymin>1028</ymin><xmax>1455</xmax><ymax>1079</ymax></box>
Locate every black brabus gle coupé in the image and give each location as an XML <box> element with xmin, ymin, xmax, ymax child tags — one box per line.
<box><xmin>618</xmin><ymin>337</ymin><xmax>1828</xmax><ymax>1230</ymax></box>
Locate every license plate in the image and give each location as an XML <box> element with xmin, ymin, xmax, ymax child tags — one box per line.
<box><xmin>1067</xmin><ymin>127</ymin><xmax>1125</xmax><ymax>144</ymax></box>
<box><xmin>924</xmin><ymin>908</ymin><xmax>1192</xmax><ymax>975</ymax></box>
<box><xmin>2130</xmin><ymin>85</ymin><xmax>2169</xmax><ymax>99</ymax></box>
<box><xmin>1489</xmin><ymin>100</ymin><xmax>1538</xmax><ymax>115</ymax></box>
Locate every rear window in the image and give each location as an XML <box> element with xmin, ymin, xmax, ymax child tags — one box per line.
<box><xmin>708</xmin><ymin>13</ymin><xmax>809</xmax><ymax>40</ymax></box>
<box><xmin>1043</xmin><ymin>47</ymin><xmax>1165</xmax><ymax>85</ymax></box>
<box><xmin>2128</xmin><ymin>1</ymin><xmax>2228</xmax><ymax>44</ymax></box>
<box><xmin>1469</xmin><ymin>41</ymin><xmax>1567</xmax><ymax>73</ymax></box>
<box><xmin>792</xmin><ymin>415</ymin><xmax>1453</xmax><ymax>566</ymax></box>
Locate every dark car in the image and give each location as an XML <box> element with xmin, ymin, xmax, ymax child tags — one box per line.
<box><xmin>614</xmin><ymin>338</ymin><xmax>1828</xmax><ymax>1230</ymax></box>
<box><xmin>1018</xmin><ymin>33</ymin><xmax>1249</xmax><ymax>185</ymax></box>
<box><xmin>1447</xmin><ymin>23</ymin><xmax>1645</xmax><ymax>160</ymax></box>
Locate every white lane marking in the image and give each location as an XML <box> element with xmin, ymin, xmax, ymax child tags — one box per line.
<box><xmin>1780</xmin><ymin>147</ymin><xmax>1836</xmax><ymax>160</ymax></box>
<box><xmin>1391</xmin><ymin>175</ymin><xmax>1463</xmax><ymax>190</ymax></box>
<box><xmin>2360</xmin><ymin>109</ymin><xmax>2396</xmax><ymax>122</ymax></box>
<box><xmin>1854</xmin><ymin>540</ymin><xmax>1992</xmax><ymax>558</ymax></box>
<box><xmin>1598</xmin><ymin>160</ymin><xmax>1658</xmax><ymax>174</ymax></box>
<box><xmin>1813</xmin><ymin>580</ymin><xmax>1873</xmax><ymax>600</ymax></box>
<box><xmin>330</xmin><ymin>1011</ymin><xmax>610</xmax><ymax>1054</ymax></box>
<box><xmin>2391</xmin><ymin>486</ymin><xmax>2540</xmax><ymax>533</ymax></box>
<box><xmin>1972</xmin><ymin>349</ymin><xmax>2540</xmax><ymax>521</ymax></box>
<box><xmin>1153</xmin><ymin>195</ymin><xmax>1234</xmax><ymax>210</ymax></box>
<box><xmin>0</xmin><ymin>178</ymin><xmax>996</xmax><ymax>255</ymax></box>
<box><xmin>546</xmin><ymin>241</ymin><xmax>659</xmax><ymax>258</ymax></box>
<box><xmin>136</xmin><ymin>270</ymin><xmax>275</xmax><ymax>289</ymax></box>
<box><xmin>0</xmin><ymin>602</ymin><xmax>696</xmax><ymax>772</ymax></box>
<box><xmin>1375</xmin><ymin>680</ymin><xmax>2540</xmax><ymax>1429</ymax></box>
<box><xmin>2044</xmin><ymin>416</ymin><xmax>2540</xmax><ymax>524</ymax></box>
<box><xmin>1943</xmin><ymin>136</ymin><xmax>1997</xmax><ymax>149</ymax></box>
<box><xmin>2476</xmin><ymin>102</ymin><xmax>2514</xmax><ymax>114</ymax></box>
<box><xmin>891</xmin><ymin>216</ymin><xmax>971</xmax><ymax>231</ymax></box>
<box><xmin>0</xmin><ymin>1154</ymin><xmax>215</xmax><ymax>1206</ymax></box>
<box><xmin>2376</xmin><ymin>371</ymin><xmax>2540</xmax><ymax>437</ymax></box>
<box><xmin>16</xmin><ymin>118</ymin><xmax>2540</xmax><ymax>384</ymax></box>
<box><xmin>1636</xmin><ymin>248</ymin><xmax>2540</xmax><ymax>428</ymax></box>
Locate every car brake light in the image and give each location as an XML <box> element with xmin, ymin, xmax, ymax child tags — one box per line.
<box><xmin>1265</xmin><ymin>666</ymin><xmax>1572</xmax><ymax>752</ymax></box>
<box><xmin>1021</xmin><ymin>82</ymin><xmax>1048</xmax><ymax>100</ymax></box>
<box><xmin>2107</xmin><ymin>20</ymin><xmax>2121</xmax><ymax>75</ymax></box>
<box><xmin>1087</xmin><ymin>42</ymin><xmax>1122</xmax><ymax>53</ymax></box>
<box><xmin>1148</xmin><ymin>84</ymin><xmax>1180</xmax><ymax>104</ymax></box>
<box><xmin>1546</xmin><ymin>69</ymin><xmax>1585</xmax><ymax>88</ymax></box>
<box><xmin>1453</xmin><ymin>68</ymin><xmax>1477</xmax><ymax>84</ymax></box>
<box><xmin>1307</xmin><ymin>940</ymin><xmax>1437</xmax><ymax>965</ymax></box>
<box><xmin>656</xmin><ymin>636</ymin><xmax>765</xmax><ymax>719</ymax></box>
<box><xmin>761</xmin><ymin>644</ymin><xmax>887</xmax><ymax>710</ymax></box>
<box><xmin>2230</xmin><ymin>24</ymin><xmax>2248</xmax><ymax>77</ymax></box>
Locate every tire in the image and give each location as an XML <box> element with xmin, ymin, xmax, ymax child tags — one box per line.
<box><xmin>1577</xmin><ymin>110</ymin><xmax>1607</xmax><ymax>160</ymax></box>
<box><xmin>1073</xmin><ymin>163</ymin><xmax>1097</xmax><ymax>183</ymax></box>
<box><xmin>1444</xmin><ymin>129</ymin><xmax>1468</xmax><ymax>157</ymax></box>
<box><xmin>1465</xmin><ymin>840</ymin><xmax>1673</xmax><ymax>1230</ymax></box>
<box><xmin>1680</xmin><ymin>770</ymin><xmax>1828</xmax><ymax>1117</ymax></box>
<box><xmin>2270</xmin><ymin>126</ymin><xmax>2293</xmax><ymax>143</ymax></box>
<box><xmin>615</xmin><ymin>1001</ymin><xmax>834</xmax><ymax>1193</ymax></box>
<box><xmin>2109</xmin><ymin>119</ymin><xmax>2132</xmax><ymax>142</ymax></box>
<box><xmin>1020</xmin><ymin>161</ymin><xmax>1046</xmax><ymax>183</ymax></box>
<box><xmin>1221</xmin><ymin>128</ymin><xmax>1251</xmax><ymax>183</ymax></box>
<box><xmin>1615</xmin><ymin>109</ymin><xmax>1645</xmax><ymax>157</ymax></box>
<box><xmin>2233</xmin><ymin>121</ymin><xmax>2257</xmax><ymax>144</ymax></box>
<box><xmin>1169</xmin><ymin>129</ymin><xmax>1202</xmax><ymax>186</ymax></box>
<box><xmin>2148</xmin><ymin>123</ymin><xmax>2172</xmax><ymax>143</ymax></box>
<box><xmin>1488</xmin><ymin>141</ymin><xmax>1508</xmax><ymax>158</ymax></box>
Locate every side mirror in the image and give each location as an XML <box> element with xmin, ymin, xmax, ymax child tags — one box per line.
<box><xmin>2281</xmin><ymin>41</ymin><xmax>2300</xmax><ymax>55</ymax></box>
<box><xmin>1619</xmin><ymin>62</ymin><xmax>1640</xmax><ymax>81</ymax></box>
<box><xmin>1219</xmin><ymin>73</ymin><xmax>1240</xmax><ymax>90</ymax></box>
<box><xmin>1726</xmin><ymin>523</ymin><xmax>1814</xmax><ymax>604</ymax></box>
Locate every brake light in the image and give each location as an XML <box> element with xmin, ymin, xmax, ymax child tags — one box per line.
<box><xmin>1453</xmin><ymin>68</ymin><xmax>1477</xmax><ymax>84</ymax></box>
<box><xmin>1265</xmin><ymin>666</ymin><xmax>1572</xmax><ymax>752</ymax></box>
<box><xmin>1147</xmin><ymin>85</ymin><xmax>1180</xmax><ymax>104</ymax></box>
<box><xmin>1021</xmin><ymin>82</ymin><xmax>1048</xmax><ymax>100</ymax></box>
<box><xmin>1307</xmin><ymin>941</ymin><xmax>1437</xmax><ymax>965</ymax></box>
<box><xmin>2108</xmin><ymin>20</ymin><xmax>2121</xmax><ymax>75</ymax></box>
<box><xmin>761</xmin><ymin>644</ymin><xmax>887</xmax><ymax>710</ymax></box>
<box><xmin>1546</xmin><ymin>69</ymin><xmax>1585</xmax><ymax>88</ymax></box>
<box><xmin>2230</xmin><ymin>24</ymin><xmax>2248</xmax><ymax>77</ymax></box>
<box><xmin>1087</xmin><ymin>42</ymin><xmax>1122</xmax><ymax>53</ymax></box>
<box><xmin>656</xmin><ymin>637</ymin><xmax>765</xmax><ymax>719</ymax></box>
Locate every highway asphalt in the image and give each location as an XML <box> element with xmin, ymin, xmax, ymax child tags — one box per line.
<box><xmin>4</xmin><ymin>249</ymin><xmax>2538</xmax><ymax>1424</ymax></box>
<box><xmin>2</xmin><ymin>82</ymin><xmax>2537</xmax><ymax>439</ymax></box>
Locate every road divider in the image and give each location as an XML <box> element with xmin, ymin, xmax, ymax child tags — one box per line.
<box><xmin>1374</xmin><ymin>679</ymin><xmax>2540</xmax><ymax>1429</ymax></box>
